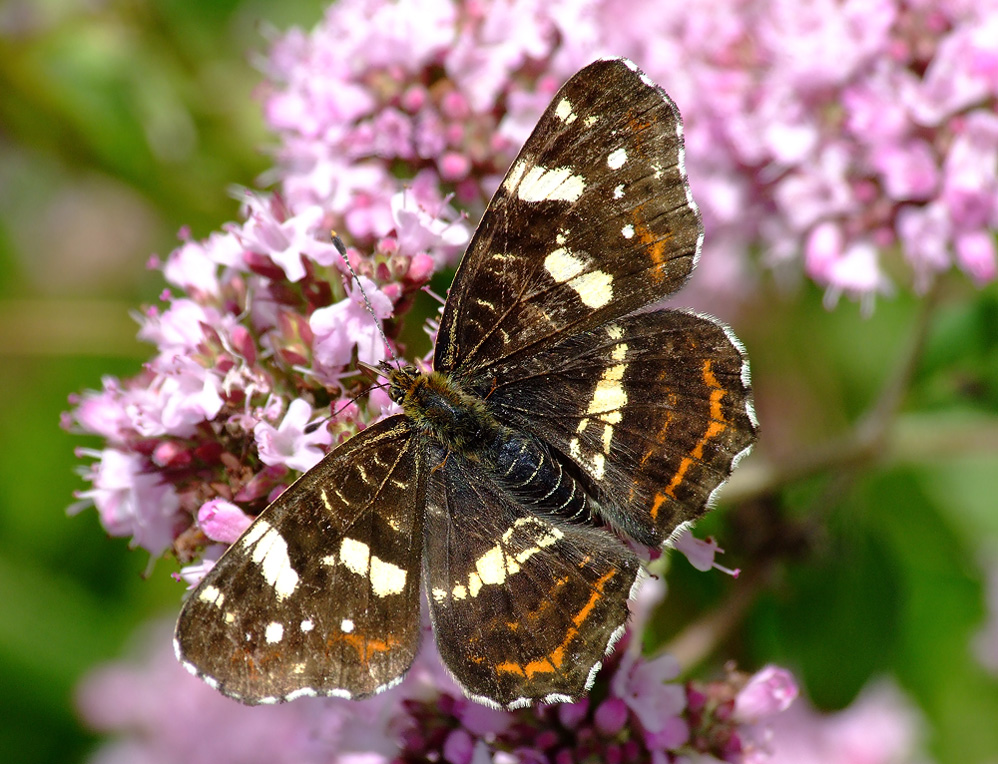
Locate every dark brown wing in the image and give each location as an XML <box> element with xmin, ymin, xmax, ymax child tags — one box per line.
<box><xmin>485</xmin><ymin>310</ymin><xmax>757</xmax><ymax>546</ymax></box>
<box><xmin>423</xmin><ymin>448</ymin><xmax>641</xmax><ymax>708</ymax></box>
<box><xmin>435</xmin><ymin>58</ymin><xmax>702</xmax><ymax>377</ymax></box>
<box><xmin>175</xmin><ymin>416</ymin><xmax>425</xmax><ymax>704</ymax></box>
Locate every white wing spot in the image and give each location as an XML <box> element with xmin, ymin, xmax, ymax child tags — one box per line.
<box><xmin>601</xmin><ymin>422</ymin><xmax>614</xmax><ymax>454</ymax></box>
<box><xmin>339</xmin><ymin>538</ymin><xmax>371</xmax><ymax>576</ymax></box>
<box><xmin>320</xmin><ymin>488</ymin><xmax>335</xmax><ymax>511</ymax></box>
<box><xmin>247</xmin><ymin>520</ymin><xmax>299</xmax><ymax>601</ymax></box>
<box><xmin>300</xmin><ymin>619</ymin><xmax>314</xmax><ymax>632</ymax></box>
<box><xmin>340</xmin><ymin>618</ymin><xmax>355</xmax><ymax>633</ymax></box>
<box><xmin>588</xmin><ymin>363</ymin><xmax>628</xmax><ymax>414</ymax></box>
<box><xmin>544</xmin><ymin>247</ymin><xmax>586</xmax><ymax>282</ymax></box>
<box><xmin>614</xmin><ymin>184</ymin><xmax>625</xmax><ymax>199</ymax></box>
<box><xmin>467</xmin><ymin>572</ymin><xmax>483</xmax><ymax>598</ymax></box>
<box><xmin>339</xmin><ymin>538</ymin><xmax>406</xmax><ymax>597</ymax></box>
<box><xmin>568</xmin><ymin>270</ymin><xmax>614</xmax><ymax>309</ymax></box>
<box><xmin>198</xmin><ymin>585</ymin><xmax>225</xmax><ymax>608</ymax></box>
<box><xmin>321</xmin><ymin>554</ymin><xmax>337</xmax><ymax>567</ymax></box>
<box><xmin>460</xmin><ymin>518</ymin><xmax>564</xmax><ymax>596</ymax></box>
<box><xmin>502</xmin><ymin>160</ymin><xmax>528</xmax><ymax>194</ymax></box>
<box><xmin>432</xmin><ymin>587</ymin><xmax>448</xmax><ymax>603</ymax></box>
<box><xmin>555</xmin><ymin>98</ymin><xmax>576</xmax><ymax>124</ymax></box>
<box><xmin>607</xmin><ymin>147</ymin><xmax>627</xmax><ymax>169</ymax></box>
<box><xmin>476</xmin><ymin>545</ymin><xmax>519</xmax><ymax>585</ymax></box>
<box><xmin>621</xmin><ymin>223</ymin><xmax>635</xmax><ymax>239</ymax></box>
<box><xmin>516</xmin><ymin>164</ymin><xmax>586</xmax><ymax>203</ymax></box>
<box><xmin>591</xmin><ymin>452</ymin><xmax>606</xmax><ymax>479</ymax></box>
<box><xmin>370</xmin><ymin>556</ymin><xmax>407</xmax><ymax>597</ymax></box>
<box><xmin>265</xmin><ymin>621</ymin><xmax>284</xmax><ymax>644</ymax></box>
<box><xmin>240</xmin><ymin>520</ymin><xmax>268</xmax><ymax>548</ymax></box>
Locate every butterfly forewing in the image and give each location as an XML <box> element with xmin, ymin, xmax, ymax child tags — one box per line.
<box><xmin>435</xmin><ymin>58</ymin><xmax>702</xmax><ymax>376</ymax></box>
<box><xmin>175</xmin><ymin>416</ymin><xmax>425</xmax><ymax>703</ymax></box>
<box><xmin>423</xmin><ymin>450</ymin><xmax>641</xmax><ymax>707</ymax></box>
<box><xmin>485</xmin><ymin>310</ymin><xmax>757</xmax><ymax>546</ymax></box>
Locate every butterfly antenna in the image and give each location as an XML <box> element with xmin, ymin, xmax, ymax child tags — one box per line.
<box><xmin>302</xmin><ymin>380</ymin><xmax>391</xmax><ymax>434</ymax></box>
<box><xmin>331</xmin><ymin>231</ymin><xmax>401</xmax><ymax>371</ymax></box>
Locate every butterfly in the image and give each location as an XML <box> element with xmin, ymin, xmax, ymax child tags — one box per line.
<box><xmin>175</xmin><ymin>57</ymin><xmax>757</xmax><ymax>709</ymax></box>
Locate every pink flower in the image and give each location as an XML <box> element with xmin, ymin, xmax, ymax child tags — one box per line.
<box><xmin>197</xmin><ymin>499</ymin><xmax>254</xmax><ymax>544</ymax></box>
<box><xmin>310</xmin><ymin>275</ymin><xmax>394</xmax><ymax>372</ymax></box>
<box><xmin>612</xmin><ymin>651</ymin><xmax>687</xmax><ymax>737</ymax></box>
<box><xmin>77</xmin><ymin>620</ymin><xmax>406</xmax><ymax>764</ymax></box>
<box><xmin>138</xmin><ymin>298</ymin><xmax>225</xmax><ymax>355</ymax></box>
<box><xmin>254</xmin><ymin>398</ymin><xmax>333</xmax><ymax>473</ymax></box>
<box><xmin>955</xmin><ymin>230</ymin><xmax>998</xmax><ymax>285</ymax></box>
<box><xmin>735</xmin><ymin>666</ymin><xmax>799</xmax><ymax>723</ymax></box>
<box><xmin>871</xmin><ymin>139</ymin><xmax>939</xmax><ymax>201</ymax></box>
<box><xmin>67</xmin><ymin>377</ymin><xmax>137</xmax><ymax>444</ymax></box>
<box><xmin>233</xmin><ymin>192</ymin><xmax>343</xmax><ymax>281</ymax></box>
<box><xmin>673</xmin><ymin>529</ymin><xmax>740</xmax><ymax>577</ymax></box>
<box><xmin>758</xmin><ymin>681</ymin><xmax>927</xmax><ymax>764</ymax></box>
<box><xmin>75</xmin><ymin>449</ymin><xmax>181</xmax><ymax>556</ymax></box>
<box><xmin>147</xmin><ymin>355</ymin><xmax>225</xmax><ymax>436</ymax></box>
<box><xmin>390</xmin><ymin>182</ymin><xmax>470</xmax><ymax>261</ymax></box>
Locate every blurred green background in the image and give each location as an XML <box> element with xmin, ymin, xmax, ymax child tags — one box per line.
<box><xmin>1</xmin><ymin>2</ymin><xmax>997</xmax><ymax>763</ymax></box>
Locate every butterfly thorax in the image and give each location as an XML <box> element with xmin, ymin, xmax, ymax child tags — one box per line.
<box><xmin>387</xmin><ymin>364</ymin><xmax>495</xmax><ymax>454</ymax></box>
<box><xmin>385</xmin><ymin>362</ymin><xmax>592</xmax><ymax>521</ymax></box>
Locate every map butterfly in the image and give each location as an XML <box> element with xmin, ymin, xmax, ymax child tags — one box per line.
<box><xmin>175</xmin><ymin>58</ymin><xmax>758</xmax><ymax>708</ymax></box>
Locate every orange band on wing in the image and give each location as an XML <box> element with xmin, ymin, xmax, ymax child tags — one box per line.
<box><xmin>494</xmin><ymin>568</ymin><xmax>618</xmax><ymax>679</ymax></box>
<box><xmin>661</xmin><ymin>359</ymin><xmax>729</xmax><ymax>503</ymax></box>
<box><xmin>330</xmin><ymin>632</ymin><xmax>400</xmax><ymax>664</ymax></box>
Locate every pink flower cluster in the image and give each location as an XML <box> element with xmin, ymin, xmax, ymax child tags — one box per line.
<box><xmin>65</xmin><ymin>188</ymin><xmax>466</xmax><ymax>557</ymax></box>
<box><xmin>264</xmin><ymin>0</ymin><xmax>998</xmax><ymax>313</ymax></box>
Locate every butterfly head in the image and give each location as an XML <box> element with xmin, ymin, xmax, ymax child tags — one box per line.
<box><xmin>383</xmin><ymin>362</ymin><xmax>420</xmax><ymax>406</ymax></box>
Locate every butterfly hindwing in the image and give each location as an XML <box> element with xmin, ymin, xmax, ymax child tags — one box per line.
<box><xmin>435</xmin><ymin>58</ymin><xmax>702</xmax><ymax>376</ymax></box>
<box><xmin>484</xmin><ymin>310</ymin><xmax>757</xmax><ymax>546</ymax></box>
<box><xmin>174</xmin><ymin>416</ymin><xmax>425</xmax><ymax>703</ymax></box>
<box><xmin>423</xmin><ymin>449</ymin><xmax>641</xmax><ymax>707</ymax></box>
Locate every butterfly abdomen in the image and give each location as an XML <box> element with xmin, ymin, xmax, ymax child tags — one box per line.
<box><xmin>481</xmin><ymin>427</ymin><xmax>592</xmax><ymax>521</ymax></box>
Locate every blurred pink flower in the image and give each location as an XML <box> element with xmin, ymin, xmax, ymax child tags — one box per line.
<box><xmin>756</xmin><ymin>681</ymin><xmax>929</xmax><ymax>764</ymax></box>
